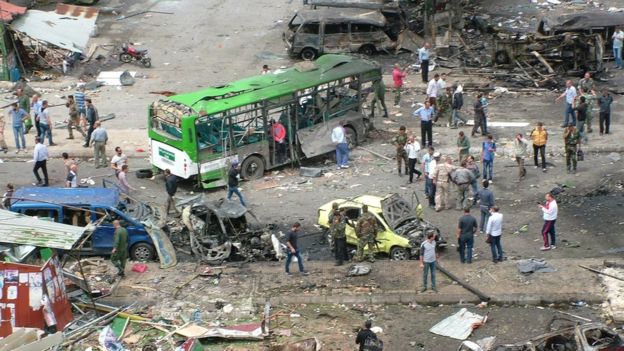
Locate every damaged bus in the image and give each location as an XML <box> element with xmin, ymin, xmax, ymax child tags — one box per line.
<box><xmin>148</xmin><ymin>54</ymin><xmax>381</xmax><ymax>189</ymax></box>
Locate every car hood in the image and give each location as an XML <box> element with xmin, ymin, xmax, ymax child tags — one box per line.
<box><xmin>381</xmin><ymin>193</ymin><xmax>418</xmax><ymax>230</ymax></box>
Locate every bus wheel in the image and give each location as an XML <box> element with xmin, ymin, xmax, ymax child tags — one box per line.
<box><xmin>241</xmin><ymin>155</ymin><xmax>265</xmax><ymax>180</ymax></box>
<box><xmin>344</xmin><ymin>126</ymin><xmax>358</xmax><ymax>149</ymax></box>
<box><xmin>301</xmin><ymin>48</ymin><xmax>317</xmax><ymax>61</ymax></box>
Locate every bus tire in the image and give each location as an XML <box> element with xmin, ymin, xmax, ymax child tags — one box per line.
<box><xmin>344</xmin><ymin>126</ymin><xmax>358</xmax><ymax>149</ymax></box>
<box><xmin>135</xmin><ymin>168</ymin><xmax>153</xmax><ymax>179</ymax></box>
<box><xmin>301</xmin><ymin>47</ymin><xmax>317</xmax><ymax>61</ymax></box>
<box><xmin>240</xmin><ymin>155</ymin><xmax>265</xmax><ymax>180</ymax></box>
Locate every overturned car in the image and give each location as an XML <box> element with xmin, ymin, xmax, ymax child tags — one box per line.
<box><xmin>167</xmin><ymin>197</ymin><xmax>283</xmax><ymax>263</ymax></box>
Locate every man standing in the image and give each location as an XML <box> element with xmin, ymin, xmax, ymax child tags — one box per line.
<box><xmin>456</xmin><ymin>131</ymin><xmax>470</xmax><ymax>163</ymax></box>
<box><xmin>513</xmin><ymin>133</ymin><xmax>529</xmax><ymax>181</ymax></box>
<box><xmin>227</xmin><ymin>160</ymin><xmax>247</xmax><ymax>207</ymax></box>
<box><xmin>476</xmin><ymin>180</ymin><xmax>495</xmax><ymax>234</ymax></box>
<box><xmin>16</xmin><ymin>88</ymin><xmax>31</xmax><ymax>134</ymax></box>
<box><xmin>330</xmin><ymin>211</ymin><xmax>348</xmax><ymax>266</ymax></box>
<box><xmin>2</xmin><ymin>183</ymin><xmax>14</xmax><ymax>209</ymax></box>
<box><xmin>472</xmin><ymin>94</ymin><xmax>486</xmax><ymax>137</ymax></box>
<box><xmin>413</xmin><ymin>100</ymin><xmax>434</xmax><ymax>147</ymax></box>
<box><xmin>530</xmin><ymin>122</ymin><xmax>548</xmax><ymax>172</ymax></box>
<box><xmin>555</xmin><ymin>80</ymin><xmax>577</xmax><ymax>127</ymax></box>
<box><xmin>563</xmin><ymin>123</ymin><xmax>581</xmax><ymax>174</ymax></box>
<box><xmin>598</xmin><ymin>88</ymin><xmax>613</xmax><ymax>135</ymax></box>
<box><xmin>612</xmin><ymin>27</ymin><xmax>624</xmax><ymax>69</ymax></box>
<box><xmin>65</xmin><ymin>164</ymin><xmax>79</xmax><ymax>188</ymax></box>
<box><xmin>270</xmin><ymin>119</ymin><xmax>287</xmax><ymax>164</ymax></box>
<box><xmin>65</xmin><ymin>95</ymin><xmax>86</xmax><ymax>140</ymax></box>
<box><xmin>38</xmin><ymin>101</ymin><xmax>55</xmax><ymax>146</ymax></box>
<box><xmin>83</xmin><ymin>98</ymin><xmax>98</xmax><ymax>147</ymax></box>
<box><xmin>110</xmin><ymin>146</ymin><xmax>128</xmax><ymax>177</ymax></box>
<box><xmin>419</xmin><ymin>231</ymin><xmax>438</xmax><ymax>292</ymax></box>
<box><xmin>355</xmin><ymin>205</ymin><xmax>377</xmax><ymax>263</ymax></box>
<box><xmin>422</xmin><ymin>149</ymin><xmax>438</xmax><ymax>208</ymax></box>
<box><xmin>419</xmin><ymin>42</ymin><xmax>431</xmax><ymax>83</ymax></box>
<box><xmin>575</xmin><ymin>96</ymin><xmax>589</xmax><ymax>143</ymax></box>
<box><xmin>117</xmin><ymin>164</ymin><xmax>133</xmax><ymax>198</ymax></box>
<box><xmin>457</xmin><ymin>208</ymin><xmax>478</xmax><ymax>264</ymax></box>
<box><xmin>451</xmin><ymin>160</ymin><xmax>475</xmax><ymax>211</ymax></box>
<box><xmin>438</xmin><ymin>87</ymin><xmax>452</xmax><ymax>126</ymax></box>
<box><xmin>31</xmin><ymin>94</ymin><xmax>42</xmax><ymax>137</ymax></box>
<box><xmin>486</xmin><ymin>206</ymin><xmax>503</xmax><ymax>263</ymax></box>
<box><xmin>331</xmin><ymin>121</ymin><xmax>349</xmax><ymax>169</ymax></box>
<box><xmin>89</xmin><ymin>121</ymin><xmax>108</xmax><ymax>168</ymax></box>
<box><xmin>33</xmin><ymin>136</ymin><xmax>49</xmax><ymax>187</ymax></box>
<box><xmin>405</xmin><ymin>135</ymin><xmax>422</xmax><ymax>183</ymax></box>
<box><xmin>370</xmin><ymin>79</ymin><xmax>388</xmax><ymax>118</ymax></box>
<box><xmin>285</xmin><ymin>222</ymin><xmax>309</xmax><ymax>276</ymax></box>
<box><xmin>111</xmin><ymin>220</ymin><xmax>129</xmax><ymax>277</ymax></box>
<box><xmin>538</xmin><ymin>192</ymin><xmax>558</xmax><ymax>251</ymax></box>
<box><xmin>426</xmin><ymin>74</ymin><xmax>440</xmax><ymax>107</ymax></box>
<box><xmin>481</xmin><ymin>135</ymin><xmax>496</xmax><ymax>181</ymax></box>
<box><xmin>164</xmin><ymin>169</ymin><xmax>179</xmax><ymax>217</ymax></box>
<box><xmin>74</xmin><ymin>86</ymin><xmax>87</xmax><ymax>120</ymax></box>
<box><xmin>10</xmin><ymin>102</ymin><xmax>28</xmax><ymax>153</ymax></box>
<box><xmin>355</xmin><ymin>320</ymin><xmax>379</xmax><ymax>351</ymax></box>
<box><xmin>392</xmin><ymin>64</ymin><xmax>407</xmax><ymax>107</ymax></box>
<box><xmin>393</xmin><ymin>126</ymin><xmax>409</xmax><ymax>176</ymax></box>
<box><xmin>451</xmin><ymin>85</ymin><xmax>467</xmax><ymax>128</ymax></box>
<box><xmin>433</xmin><ymin>156</ymin><xmax>456</xmax><ymax>212</ymax></box>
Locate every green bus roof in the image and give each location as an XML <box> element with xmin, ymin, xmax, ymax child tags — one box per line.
<box><xmin>167</xmin><ymin>54</ymin><xmax>381</xmax><ymax>116</ymax></box>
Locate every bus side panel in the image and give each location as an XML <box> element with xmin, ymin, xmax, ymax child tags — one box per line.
<box><xmin>150</xmin><ymin>140</ymin><xmax>199</xmax><ymax>179</ymax></box>
<box><xmin>198</xmin><ymin>155</ymin><xmax>238</xmax><ymax>189</ymax></box>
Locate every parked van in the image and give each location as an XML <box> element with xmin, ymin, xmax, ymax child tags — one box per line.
<box><xmin>283</xmin><ymin>8</ymin><xmax>395</xmax><ymax>60</ymax></box>
<box><xmin>10</xmin><ymin>187</ymin><xmax>157</xmax><ymax>261</ymax></box>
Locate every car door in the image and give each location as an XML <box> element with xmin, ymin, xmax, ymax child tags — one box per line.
<box><xmin>91</xmin><ymin>207</ymin><xmax>116</xmax><ymax>254</ymax></box>
<box><xmin>322</xmin><ymin>22</ymin><xmax>350</xmax><ymax>54</ymax></box>
<box><xmin>370</xmin><ymin>212</ymin><xmax>394</xmax><ymax>254</ymax></box>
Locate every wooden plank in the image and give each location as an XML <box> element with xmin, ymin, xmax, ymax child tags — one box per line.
<box><xmin>531</xmin><ymin>51</ymin><xmax>555</xmax><ymax>74</ymax></box>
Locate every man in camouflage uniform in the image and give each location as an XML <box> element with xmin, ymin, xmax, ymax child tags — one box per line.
<box><xmin>65</xmin><ymin>95</ymin><xmax>86</xmax><ymax>140</ymax></box>
<box><xmin>355</xmin><ymin>205</ymin><xmax>377</xmax><ymax>262</ymax></box>
<box><xmin>437</xmin><ymin>87</ymin><xmax>452</xmax><ymax>127</ymax></box>
<box><xmin>563</xmin><ymin>123</ymin><xmax>581</xmax><ymax>174</ymax></box>
<box><xmin>331</xmin><ymin>211</ymin><xmax>348</xmax><ymax>266</ymax></box>
<box><xmin>433</xmin><ymin>156</ymin><xmax>457</xmax><ymax>212</ymax></box>
<box><xmin>578</xmin><ymin>72</ymin><xmax>595</xmax><ymax>133</ymax></box>
<box><xmin>370</xmin><ymin>79</ymin><xmax>388</xmax><ymax>118</ymax></box>
<box><xmin>326</xmin><ymin>202</ymin><xmax>341</xmax><ymax>250</ymax></box>
<box><xmin>394</xmin><ymin>126</ymin><xmax>409</xmax><ymax>176</ymax></box>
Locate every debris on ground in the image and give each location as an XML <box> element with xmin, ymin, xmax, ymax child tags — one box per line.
<box><xmin>517</xmin><ymin>259</ymin><xmax>556</xmax><ymax>274</ymax></box>
<box><xmin>347</xmin><ymin>264</ymin><xmax>372</xmax><ymax>276</ymax></box>
<box><xmin>429</xmin><ymin>308</ymin><xmax>487</xmax><ymax>340</ymax></box>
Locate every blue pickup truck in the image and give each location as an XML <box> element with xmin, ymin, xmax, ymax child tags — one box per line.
<box><xmin>9</xmin><ymin>187</ymin><xmax>157</xmax><ymax>261</ymax></box>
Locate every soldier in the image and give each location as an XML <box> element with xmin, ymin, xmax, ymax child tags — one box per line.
<box><xmin>370</xmin><ymin>79</ymin><xmax>388</xmax><ymax>118</ymax></box>
<box><xmin>563</xmin><ymin>123</ymin><xmax>581</xmax><ymax>174</ymax></box>
<box><xmin>65</xmin><ymin>95</ymin><xmax>86</xmax><ymax>140</ymax></box>
<box><xmin>433</xmin><ymin>156</ymin><xmax>457</xmax><ymax>212</ymax></box>
<box><xmin>111</xmin><ymin>220</ymin><xmax>129</xmax><ymax>277</ymax></box>
<box><xmin>326</xmin><ymin>202</ymin><xmax>341</xmax><ymax>249</ymax></box>
<box><xmin>16</xmin><ymin>88</ymin><xmax>32</xmax><ymax>134</ymax></box>
<box><xmin>355</xmin><ymin>205</ymin><xmax>377</xmax><ymax>262</ymax></box>
<box><xmin>437</xmin><ymin>87</ymin><xmax>452</xmax><ymax>127</ymax></box>
<box><xmin>451</xmin><ymin>160</ymin><xmax>475</xmax><ymax>211</ymax></box>
<box><xmin>331</xmin><ymin>211</ymin><xmax>348</xmax><ymax>266</ymax></box>
<box><xmin>393</xmin><ymin>126</ymin><xmax>409</xmax><ymax>176</ymax></box>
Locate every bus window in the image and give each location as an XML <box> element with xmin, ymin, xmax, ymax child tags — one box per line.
<box><xmin>227</xmin><ymin>103</ymin><xmax>266</xmax><ymax>147</ymax></box>
<box><xmin>196</xmin><ymin>116</ymin><xmax>226</xmax><ymax>153</ymax></box>
<box><xmin>150</xmin><ymin>101</ymin><xmax>186</xmax><ymax>140</ymax></box>
<box><xmin>24</xmin><ymin>209</ymin><xmax>59</xmax><ymax>222</ymax></box>
<box><xmin>299</xmin><ymin>23</ymin><xmax>319</xmax><ymax>34</ymax></box>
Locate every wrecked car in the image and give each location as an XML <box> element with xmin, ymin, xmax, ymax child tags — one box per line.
<box><xmin>168</xmin><ymin>197</ymin><xmax>282</xmax><ymax>263</ymax></box>
<box><xmin>538</xmin><ymin>12</ymin><xmax>624</xmax><ymax>52</ymax></box>
<box><xmin>283</xmin><ymin>8</ymin><xmax>395</xmax><ymax>60</ymax></box>
<box><xmin>317</xmin><ymin>193</ymin><xmax>445</xmax><ymax>260</ymax></box>
<box><xmin>459</xmin><ymin>322</ymin><xmax>624</xmax><ymax>351</ymax></box>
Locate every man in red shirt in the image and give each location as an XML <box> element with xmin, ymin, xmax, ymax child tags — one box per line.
<box><xmin>270</xmin><ymin>119</ymin><xmax>287</xmax><ymax>164</ymax></box>
<box><xmin>392</xmin><ymin>64</ymin><xmax>407</xmax><ymax>107</ymax></box>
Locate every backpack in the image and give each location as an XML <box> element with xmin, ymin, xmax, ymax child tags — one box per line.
<box><xmin>363</xmin><ymin>336</ymin><xmax>384</xmax><ymax>351</ymax></box>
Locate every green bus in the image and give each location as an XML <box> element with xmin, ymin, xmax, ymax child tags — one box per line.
<box><xmin>147</xmin><ymin>54</ymin><xmax>382</xmax><ymax>189</ymax></box>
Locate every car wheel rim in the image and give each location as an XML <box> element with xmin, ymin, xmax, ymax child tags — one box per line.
<box><xmin>135</xmin><ymin>247</ymin><xmax>151</xmax><ymax>260</ymax></box>
<box><xmin>393</xmin><ymin>249</ymin><xmax>407</xmax><ymax>260</ymax></box>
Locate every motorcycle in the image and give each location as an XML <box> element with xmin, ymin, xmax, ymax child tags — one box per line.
<box><xmin>119</xmin><ymin>43</ymin><xmax>151</xmax><ymax>68</ymax></box>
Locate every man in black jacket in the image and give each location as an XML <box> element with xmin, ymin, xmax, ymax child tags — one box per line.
<box><xmin>355</xmin><ymin>320</ymin><xmax>381</xmax><ymax>351</ymax></box>
<box><xmin>227</xmin><ymin>160</ymin><xmax>246</xmax><ymax>207</ymax></box>
<box><xmin>164</xmin><ymin>169</ymin><xmax>179</xmax><ymax>216</ymax></box>
<box><xmin>451</xmin><ymin>85</ymin><xmax>467</xmax><ymax>128</ymax></box>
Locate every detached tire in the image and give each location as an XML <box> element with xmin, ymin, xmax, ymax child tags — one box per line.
<box><xmin>390</xmin><ymin>246</ymin><xmax>408</xmax><ymax>261</ymax></box>
<box><xmin>135</xmin><ymin>168</ymin><xmax>153</xmax><ymax>179</ymax></box>
<box><xmin>240</xmin><ymin>155</ymin><xmax>265</xmax><ymax>180</ymax></box>
<box><xmin>131</xmin><ymin>242</ymin><xmax>156</xmax><ymax>261</ymax></box>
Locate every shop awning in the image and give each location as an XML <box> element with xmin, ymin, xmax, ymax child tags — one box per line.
<box><xmin>0</xmin><ymin>209</ymin><xmax>87</xmax><ymax>250</ymax></box>
<box><xmin>0</xmin><ymin>1</ymin><xmax>26</xmax><ymax>22</ymax></box>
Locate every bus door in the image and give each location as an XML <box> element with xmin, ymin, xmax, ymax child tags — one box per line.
<box><xmin>266</xmin><ymin>101</ymin><xmax>294</xmax><ymax>168</ymax></box>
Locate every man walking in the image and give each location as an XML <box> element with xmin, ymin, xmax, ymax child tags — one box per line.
<box><xmin>481</xmin><ymin>135</ymin><xmax>496</xmax><ymax>181</ymax></box>
<box><xmin>65</xmin><ymin>95</ymin><xmax>86</xmax><ymax>140</ymax></box>
<box><xmin>74</xmin><ymin>86</ymin><xmax>87</xmax><ymax>119</ymax></box>
<box><xmin>38</xmin><ymin>100</ymin><xmax>55</xmax><ymax>146</ymax></box>
<box><xmin>530</xmin><ymin>122</ymin><xmax>548</xmax><ymax>172</ymax></box>
<box><xmin>486</xmin><ymin>206</ymin><xmax>503</xmax><ymax>263</ymax></box>
<box><xmin>285</xmin><ymin>222</ymin><xmax>309</xmax><ymax>276</ymax></box>
<box><xmin>332</xmin><ymin>121</ymin><xmax>349</xmax><ymax>169</ymax></box>
<box><xmin>227</xmin><ymin>160</ymin><xmax>246</xmax><ymax>207</ymax></box>
<box><xmin>413</xmin><ymin>100</ymin><xmax>434</xmax><ymax>147</ymax></box>
<box><xmin>456</xmin><ymin>131</ymin><xmax>470</xmax><ymax>163</ymax></box>
<box><xmin>393</xmin><ymin>126</ymin><xmax>409</xmax><ymax>176</ymax></box>
<box><xmin>16</xmin><ymin>89</ymin><xmax>31</xmax><ymax>134</ymax></box>
<box><xmin>563</xmin><ymin>123</ymin><xmax>581</xmax><ymax>174</ymax></box>
<box><xmin>538</xmin><ymin>192</ymin><xmax>558</xmax><ymax>251</ymax></box>
<box><xmin>598</xmin><ymin>88</ymin><xmax>613</xmax><ymax>135</ymax></box>
<box><xmin>578</xmin><ymin>72</ymin><xmax>595</xmax><ymax>133</ymax></box>
<box><xmin>111</xmin><ymin>220</ymin><xmax>129</xmax><ymax>277</ymax></box>
<box><xmin>426</xmin><ymin>74</ymin><xmax>440</xmax><ymax>107</ymax></box>
<box><xmin>110</xmin><ymin>146</ymin><xmax>128</xmax><ymax>177</ymax></box>
<box><xmin>89</xmin><ymin>121</ymin><xmax>108</xmax><ymax>168</ymax></box>
<box><xmin>613</xmin><ymin>27</ymin><xmax>624</xmax><ymax>69</ymax></box>
<box><xmin>433</xmin><ymin>156</ymin><xmax>456</xmax><ymax>212</ymax></box>
<box><xmin>422</xmin><ymin>149</ymin><xmax>438</xmax><ymax>208</ymax></box>
<box><xmin>392</xmin><ymin>64</ymin><xmax>407</xmax><ymax>107</ymax></box>
<box><xmin>457</xmin><ymin>208</ymin><xmax>478</xmax><ymax>264</ymax></box>
<box><xmin>117</xmin><ymin>165</ymin><xmax>133</xmax><ymax>198</ymax></box>
<box><xmin>451</xmin><ymin>160</ymin><xmax>475</xmax><ymax>211</ymax></box>
<box><xmin>33</xmin><ymin>136</ymin><xmax>49</xmax><ymax>187</ymax></box>
<box><xmin>575</xmin><ymin>96</ymin><xmax>589</xmax><ymax>143</ymax></box>
<box><xmin>513</xmin><ymin>133</ymin><xmax>529</xmax><ymax>181</ymax></box>
<box><xmin>419</xmin><ymin>42</ymin><xmax>431</xmax><ymax>83</ymax></box>
<box><xmin>10</xmin><ymin>102</ymin><xmax>28</xmax><ymax>153</ymax></box>
<box><xmin>83</xmin><ymin>98</ymin><xmax>98</xmax><ymax>147</ymax></box>
<box><xmin>438</xmin><ymin>87</ymin><xmax>452</xmax><ymax>126</ymax></box>
<box><xmin>451</xmin><ymin>84</ymin><xmax>467</xmax><ymax>128</ymax></box>
<box><xmin>556</xmin><ymin>80</ymin><xmax>577</xmax><ymax>127</ymax></box>
<box><xmin>405</xmin><ymin>135</ymin><xmax>422</xmax><ymax>183</ymax></box>
<box><xmin>164</xmin><ymin>169</ymin><xmax>180</xmax><ymax>217</ymax></box>
<box><xmin>476</xmin><ymin>180</ymin><xmax>495</xmax><ymax>234</ymax></box>
<box><xmin>330</xmin><ymin>211</ymin><xmax>348</xmax><ymax>266</ymax></box>
<box><xmin>419</xmin><ymin>231</ymin><xmax>438</xmax><ymax>292</ymax></box>
<box><xmin>472</xmin><ymin>94</ymin><xmax>486</xmax><ymax>137</ymax></box>
<box><xmin>31</xmin><ymin>94</ymin><xmax>42</xmax><ymax>137</ymax></box>
<box><xmin>370</xmin><ymin>79</ymin><xmax>388</xmax><ymax>118</ymax></box>
<box><xmin>355</xmin><ymin>205</ymin><xmax>377</xmax><ymax>262</ymax></box>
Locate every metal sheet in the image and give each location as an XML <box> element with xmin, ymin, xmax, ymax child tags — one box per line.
<box><xmin>0</xmin><ymin>209</ymin><xmax>86</xmax><ymax>250</ymax></box>
<box><xmin>0</xmin><ymin>1</ymin><xmax>26</xmax><ymax>22</ymax></box>
<box><xmin>429</xmin><ymin>308</ymin><xmax>486</xmax><ymax>340</ymax></box>
<box><xmin>297</xmin><ymin>110</ymin><xmax>367</xmax><ymax>157</ymax></box>
<box><xmin>10</xmin><ymin>8</ymin><xmax>99</xmax><ymax>53</ymax></box>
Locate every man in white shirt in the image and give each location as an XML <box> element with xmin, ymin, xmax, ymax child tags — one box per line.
<box><xmin>413</xmin><ymin>100</ymin><xmax>435</xmax><ymax>147</ymax></box>
<box><xmin>404</xmin><ymin>135</ymin><xmax>421</xmax><ymax>183</ymax></box>
<box><xmin>613</xmin><ymin>27</ymin><xmax>624</xmax><ymax>69</ymax></box>
<box><xmin>426</xmin><ymin>74</ymin><xmax>440</xmax><ymax>107</ymax></box>
<box><xmin>421</xmin><ymin>149</ymin><xmax>439</xmax><ymax>208</ymax></box>
<box><xmin>110</xmin><ymin>146</ymin><xmax>128</xmax><ymax>177</ymax></box>
<box><xmin>555</xmin><ymin>80</ymin><xmax>577</xmax><ymax>127</ymax></box>
<box><xmin>331</xmin><ymin>121</ymin><xmax>349</xmax><ymax>169</ymax></box>
<box><xmin>538</xmin><ymin>192</ymin><xmax>558</xmax><ymax>251</ymax></box>
<box><xmin>66</xmin><ymin>164</ymin><xmax>78</xmax><ymax>188</ymax></box>
<box><xmin>486</xmin><ymin>206</ymin><xmax>503</xmax><ymax>262</ymax></box>
<box><xmin>32</xmin><ymin>136</ymin><xmax>49</xmax><ymax>186</ymax></box>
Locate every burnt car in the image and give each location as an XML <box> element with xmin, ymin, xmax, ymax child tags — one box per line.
<box><xmin>168</xmin><ymin>197</ymin><xmax>283</xmax><ymax>263</ymax></box>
